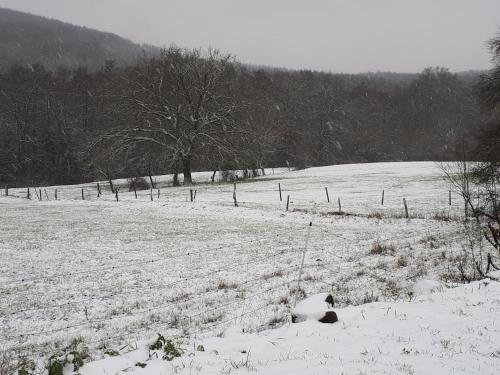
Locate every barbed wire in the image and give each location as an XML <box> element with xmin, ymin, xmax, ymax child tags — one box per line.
<box><xmin>4</xmin><ymin>246</ymin><xmax>301</xmax><ymax>317</ymax></box>
<box><xmin>4</xmin><ymin>227</ymin><xmax>304</xmax><ymax>286</ymax></box>
<box><xmin>2</xmin><ymin>271</ymin><xmax>303</xmax><ymax>356</ymax></box>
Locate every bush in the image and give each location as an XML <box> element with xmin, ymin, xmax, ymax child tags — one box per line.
<box><xmin>163</xmin><ymin>340</ymin><xmax>182</xmax><ymax>361</ymax></box>
<box><xmin>46</xmin><ymin>349</ymin><xmax>88</xmax><ymax>375</ymax></box>
<box><xmin>149</xmin><ymin>334</ymin><xmax>166</xmax><ymax>350</ymax></box>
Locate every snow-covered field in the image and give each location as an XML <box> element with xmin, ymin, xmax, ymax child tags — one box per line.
<box><xmin>81</xmin><ymin>276</ymin><xmax>500</xmax><ymax>374</ymax></box>
<box><xmin>1</xmin><ymin>161</ymin><xmax>496</xmax><ymax>373</ymax></box>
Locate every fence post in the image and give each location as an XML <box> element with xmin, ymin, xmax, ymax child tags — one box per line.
<box><xmin>190</xmin><ymin>189</ymin><xmax>194</xmax><ymax>202</ymax></box>
<box><xmin>27</xmin><ymin>188</ymin><xmax>31</xmax><ymax>200</ymax></box>
<box><xmin>381</xmin><ymin>190</ymin><xmax>385</xmax><ymax>205</ymax></box>
<box><xmin>55</xmin><ymin>189</ymin><xmax>58</xmax><ymax>200</ymax></box>
<box><xmin>449</xmin><ymin>190</ymin><xmax>451</xmax><ymax>206</ymax></box>
<box><xmin>279</xmin><ymin>183</ymin><xmax>282</xmax><ymax>202</ymax></box>
<box><xmin>286</xmin><ymin>195</ymin><xmax>290</xmax><ymax>211</ymax></box>
<box><xmin>194</xmin><ymin>190</ymin><xmax>197</xmax><ymax>200</ymax></box>
<box><xmin>338</xmin><ymin>197</ymin><xmax>342</xmax><ymax>213</ymax></box>
<box><xmin>81</xmin><ymin>188</ymin><xmax>85</xmax><ymax>200</ymax></box>
<box><xmin>133</xmin><ymin>184</ymin><xmax>137</xmax><ymax>199</ymax></box>
<box><xmin>4</xmin><ymin>185</ymin><xmax>7</xmax><ymax>196</ymax></box>
<box><xmin>403</xmin><ymin>198</ymin><xmax>409</xmax><ymax>218</ymax></box>
<box><xmin>115</xmin><ymin>188</ymin><xmax>119</xmax><ymax>202</ymax></box>
<box><xmin>297</xmin><ymin>221</ymin><xmax>313</xmax><ymax>293</ymax></box>
<box><xmin>157</xmin><ymin>189</ymin><xmax>160</xmax><ymax>200</ymax></box>
<box><xmin>39</xmin><ymin>189</ymin><xmax>42</xmax><ymax>201</ymax></box>
<box><xmin>97</xmin><ymin>183</ymin><xmax>101</xmax><ymax>198</ymax></box>
<box><xmin>150</xmin><ymin>188</ymin><xmax>153</xmax><ymax>201</ymax></box>
<box><xmin>325</xmin><ymin>187</ymin><xmax>330</xmax><ymax>203</ymax></box>
<box><xmin>233</xmin><ymin>183</ymin><xmax>238</xmax><ymax>207</ymax></box>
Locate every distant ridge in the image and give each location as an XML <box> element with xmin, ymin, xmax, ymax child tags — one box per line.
<box><xmin>0</xmin><ymin>7</ymin><xmax>158</xmax><ymax>71</ymax></box>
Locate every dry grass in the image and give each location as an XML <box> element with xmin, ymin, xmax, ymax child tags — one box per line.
<box><xmin>217</xmin><ymin>280</ymin><xmax>238</xmax><ymax>290</ymax></box>
<box><xmin>369</xmin><ymin>242</ymin><xmax>396</xmax><ymax>255</ymax></box>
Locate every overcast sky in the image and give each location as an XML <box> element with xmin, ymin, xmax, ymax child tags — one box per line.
<box><xmin>0</xmin><ymin>0</ymin><xmax>499</xmax><ymax>73</ymax></box>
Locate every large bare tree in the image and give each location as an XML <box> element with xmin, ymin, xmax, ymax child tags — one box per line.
<box><xmin>114</xmin><ymin>47</ymin><xmax>241</xmax><ymax>185</ymax></box>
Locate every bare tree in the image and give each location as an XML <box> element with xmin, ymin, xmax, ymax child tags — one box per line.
<box><xmin>439</xmin><ymin>33</ymin><xmax>500</xmax><ymax>278</ymax></box>
<box><xmin>112</xmin><ymin>47</ymin><xmax>241</xmax><ymax>185</ymax></box>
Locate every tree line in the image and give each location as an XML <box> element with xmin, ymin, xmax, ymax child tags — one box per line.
<box><xmin>0</xmin><ymin>47</ymin><xmax>485</xmax><ymax>187</ymax></box>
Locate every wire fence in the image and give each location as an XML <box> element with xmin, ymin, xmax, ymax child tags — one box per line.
<box><xmin>0</xmin><ymin>172</ymin><xmax>471</xmax><ymax>362</ymax></box>
<box><xmin>0</xmin><ymin>216</ymin><xmax>460</xmax><ymax>362</ymax></box>
<box><xmin>0</xmin><ymin>214</ymin><xmax>444</xmax><ymax>364</ymax></box>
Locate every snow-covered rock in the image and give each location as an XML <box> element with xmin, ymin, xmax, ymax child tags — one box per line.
<box><xmin>291</xmin><ymin>293</ymin><xmax>338</xmax><ymax>323</ymax></box>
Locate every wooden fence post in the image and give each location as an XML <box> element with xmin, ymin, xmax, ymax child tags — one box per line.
<box><xmin>325</xmin><ymin>187</ymin><xmax>330</xmax><ymax>203</ymax></box>
<box><xmin>297</xmin><ymin>221</ymin><xmax>313</xmax><ymax>292</ymax></box>
<box><xmin>286</xmin><ymin>195</ymin><xmax>290</xmax><ymax>211</ymax></box>
<box><xmin>81</xmin><ymin>188</ymin><xmax>85</xmax><ymax>200</ymax></box>
<box><xmin>133</xmin><ymin>184</ymin><xmax>137</xmax><ymax>199</ymax></box>
<box><xmin>39</xmin><ymin>189</ymin><xmax>42</xmax><ymax>201</ymax></box>
<box><xmin>190</xmin><ymin>189</ymin><xmax>194</xmax><ymax>202</ymax></box>
<box><xmin>194</xmin><ymin>190</ymin><xmax>197</xmax><ymax>200</ymax></box>
<box><xmin>55</xmin><ymin>189</ymin><xmax>58</xmax><ymax>200</ymax></box>
<box><xmin>27</xmin><ymin>187</ymin><xmax>31</xmax><ymax>200</ymax></box>
<box><xmin>279</xmin><ymin>183</ymin><xmax>282</xmax><ymax>202</ymax></box>
<box><xmin>338</xmin><ymin>197</ymin><xmax>342</xmax><ymax>213</ymax></box>
<box><xmin>4</xmin><ymin>185</ymin><xmax>8</xmax><ymax>197</ymax></box>
<box><xmin>97</xmin><ymin>183</ymin><xmax>102</xmax><ymax>198</ymax></box>
<box><xmin>381</xmin><ymin>190</ymin><xmax>385</xmax><ymax>205</ymax></box>
<box><xmin>157</xmin><ymin>189</ymin><xmax>160</xmax><ymax>200</ymax></box>
<box><xmin>233</xmin><ymin>183</ymin><xmax>238</xmax><ymax>207</ymax></box>
<box><xmin>150</xmin><ymin>188</ymin><xmax>153</xmax><ymax>201</ymax></box>
<box><xmin>403</xmin><ymin>198</ymin><xmax>409</xmax><ymax>218</ymax></box>
<box><xmin>115</xmin><ymin>188</ymin><xmax>119</xmax><ymax>202</ymax></box>
<box><xmin>449</xmin><ymin>190</ymin><xmax>451</xmax><ymax>206</ymax></box>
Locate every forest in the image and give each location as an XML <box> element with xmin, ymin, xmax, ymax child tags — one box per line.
<box><xmin>0</xmin><ymin>47</ymin><xmax>486</xmax><ymax>187</ymax></box>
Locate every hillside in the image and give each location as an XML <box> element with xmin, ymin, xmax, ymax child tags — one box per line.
<box><xmin>0</xmin><ymin>7</ymin><xmax>156</xmax><ymax>71</ymax></box>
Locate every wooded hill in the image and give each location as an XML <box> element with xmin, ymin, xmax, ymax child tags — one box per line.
<box><xmin>0</xmin><ymin>8</ymin><xmax>155</xmax><ymax>71</ymax></box>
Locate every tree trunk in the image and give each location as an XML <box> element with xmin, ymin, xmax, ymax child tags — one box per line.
<box><xmin>183</xmin><ymin>157</ymin><xmax>193</xmax><ymax>185</ymax></box>
<box><xmin>211</xmin><ymin>170</ymin><xmax>217</xmax><ymax>183</ymax></box>
<box><xmin>148</xmin><ymin>166</ymin><xmax>155</xmax><ymax>189</ymax></box>
<box><xmin>107</xmin><ymin>174</ymin><xmax>115</xmax><ymax>194</ymax></box>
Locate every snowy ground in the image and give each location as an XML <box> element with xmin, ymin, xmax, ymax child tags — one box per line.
<box><xmin>0</xmin><ymin>162</ymin><xmax>488</xmax><ymax>373</ymax></box>
<box><xmin>80</xmin><ymin>276</ymin><xmax>500</xmax><ymax>375</ymax></box>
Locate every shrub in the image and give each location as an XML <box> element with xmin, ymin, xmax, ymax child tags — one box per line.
<box><xmin>46</xmin><ymin>349</ymin><xmax>88</xmax><ymax>375</ymax></box>
<box><xmin>149</xmin><ymin>334</ymin><xmax>166</xmax><ymax>350</ymax></box>
<box><xmin>163</xmin><ymin>340</ymin><xmax>182</xmax><ymax>361</ymax></box>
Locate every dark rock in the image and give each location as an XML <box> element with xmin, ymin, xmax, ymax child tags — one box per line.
<box><xmin>318</xmin><ymin>311</ymin><xmax>338</xmax><ymax>323</ymax></box>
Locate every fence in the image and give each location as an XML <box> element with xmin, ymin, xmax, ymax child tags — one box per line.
<box><xmin>0</xmin><ymin>173</ymin><xmax>468</xmax><ymax>362</ymax></box>
<box><xmin>1</xmin><ymin>178</ymin><xmax>467</xmax><ymax>221</ymax></box>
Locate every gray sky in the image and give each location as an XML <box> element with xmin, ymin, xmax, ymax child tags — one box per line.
<box><xmin>0</xmin><ymin>0</ymin><xmax>499</xmax><ymax>73</ymax></box>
